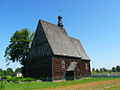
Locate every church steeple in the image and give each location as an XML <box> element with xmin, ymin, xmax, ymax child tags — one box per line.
<box><xmin>57</xmin><ymin>16</ymin><xmax>64</xmax><ymax>28</ymax></box>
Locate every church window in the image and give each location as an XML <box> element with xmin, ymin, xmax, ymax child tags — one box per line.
<box><xmin>61</xmin><ymin>60</ymin><xmax>65</xmax><ymax>69</ymax></box>
<box><xmin>85</xmin><ymin>63</ymin><xmax>88</xmax><ymax>70</ymax></box>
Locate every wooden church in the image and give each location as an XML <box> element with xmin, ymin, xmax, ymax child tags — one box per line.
<box><xmin>26</xmin><ymin>16</ymin><xmax>91</xmax><ymax>81</ymax></box>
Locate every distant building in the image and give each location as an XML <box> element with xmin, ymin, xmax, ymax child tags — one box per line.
<box><xmin>16</xmin><ymin>72</ymin><xmax>22</xmax><ymax>77</ymax></box>
<box><xmin>26</xmin><ymin>16</ymin><xmax>91</xmax><ymax>81</ymax></box>
<box><xmin>12</xmin><ymin>72</ymin><xmax>22</xmax><ymax>77</ymax></box>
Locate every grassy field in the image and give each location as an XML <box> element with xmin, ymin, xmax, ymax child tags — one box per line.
<box><xmin>0</xmin><ymin>77</ymin><xmax>120</xmax><ymax>90</ymax></box>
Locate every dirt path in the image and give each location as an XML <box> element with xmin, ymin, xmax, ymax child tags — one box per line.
<box><xmin>44</xmin><ymin>79</ymin><xmax>120</xmax><ymax>90</ymax></box>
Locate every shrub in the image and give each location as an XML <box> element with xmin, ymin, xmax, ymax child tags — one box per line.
<box><xmin>0</xmin><ymin>81</ymin><xmax>6</xmax><ymax>89</ymax></box>
<box><xmin>7</xmin><ymin>77</ymin><xmax>36</xmax><ymax>82</ymax></box>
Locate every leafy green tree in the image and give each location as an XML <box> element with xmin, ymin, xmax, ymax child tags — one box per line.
<box><xmin>0</xmin><ymin>68</ymin><xmax>2</xmax><ymax>76</ymax></box>
<box><xmin>111</xmin><ymin>67</ymin><xmax>116</xmax><ymax>72</ymax></box>
<box><xmin>99</xmin><ymin>68</ymin><xmax>103</xmax><ymax>72</ymax></box>
<box><xmin>2</xmin><ymin>70</ymin><xmax>7</xmax><ymax>77</ymax></box>
<box><xmin>4</xmin><ymin>28</ymin><xmax>34</xmax><ymax>76</ymax></box>
<box><xmin>15</xmin><ymin>68</ymin><xmax>22</xmax><ymax>73</ymax></box>
<box><xmin>92</xmin><ymin>68</ymin><xmax>95</xmax><ymax>72</ymax></box>
<box><xmin>6</xmin><ymin>68</ymin><xmax>13</xmax><ymax>76</ymax></box>
<box><xmin>116</xmin><ymin>65</ymin><xmax>120</xmax><ymax>72</ymax></box>
<box><xmin>102</xmin><ymin>67</ymin><xmax>107</xmax><ymax>72</ymax></box>
<box><xmin>96</xmin><ymin>69</ymin><xmax>99</xmax><ymax>72</ymax></box>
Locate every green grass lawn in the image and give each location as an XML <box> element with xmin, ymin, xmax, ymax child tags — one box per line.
<box><xmin>0</xmin><ymin>77</ymin><xmax>120</xmax><ymax>90</ymax></box>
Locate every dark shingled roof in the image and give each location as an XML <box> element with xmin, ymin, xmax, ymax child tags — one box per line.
<box><xmin>39</xmin><ymin>20</ymin><xmax>90</xmax><ymax>60</ymax></box>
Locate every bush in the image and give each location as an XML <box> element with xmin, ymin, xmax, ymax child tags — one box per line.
<box><xmin>0</xmin><ymin>81</ymin><xmax>6</xmax><ymax>89</ymax></box>
<box><xmin>7</xmin><ymin>77</ymin><xmax>36</xmax><ymax>82</ymax></box>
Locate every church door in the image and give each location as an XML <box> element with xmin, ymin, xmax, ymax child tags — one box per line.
<box><xmin>65</xmin><ymin>71</ymin><xmax>74</xmax><ymax>80</ymax></box>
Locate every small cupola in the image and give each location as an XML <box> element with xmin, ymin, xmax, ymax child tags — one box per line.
<box><xmin>57</xmin><ymin>16</ymin><xmax>64</xmax><ymax>28</ymax></box>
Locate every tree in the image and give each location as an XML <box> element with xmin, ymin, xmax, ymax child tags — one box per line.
<box><xmin>2</xmin><ymin>70</ymin><xmax>7</xmax><ymax>77</ymax></box>
<box><xmin>92</xmin><ymin>68</ymin><xmax>95</xmax><ymax>72</ymax></box>
<box><xmin>15</xmin><ymin>68</ymin><xmax>22</xmax><ymax>73</ymax></box>
<box><xmin>4</xmin><ymin>28</ymin><xmax>34</xmax><ymax>76</ymax></box>
<box><xmin>6</xmin><ymin>68</ymin><xmax>13</xmax><ymax>76</ymax></box>
<box><xmin>96</xmin><ymin>69</ymin><xmax>99</xmax><ymax>72</ymax></box>
<box><xmin>0</xmin><ymin>68</ymin><xmax>2</xmax><ymax>76</ymax></box>
<box><xmin>111</xmin><ymin>67</ymin><xmax>116</xmax><ymax>72</ymax></box>
<box><xmin>102</xmin><ymin>67</ymin><xmax>107</xmax><ymax>72</ymax></box>
<box><xmin>116</xmin><ymin>65</ymin><xmax>120</xmax><ymax>72</ymax></box>
<box><xmin>99</xmin><ymin>68</ymin><xmax>103</xmax><ymax>72</ymax></box>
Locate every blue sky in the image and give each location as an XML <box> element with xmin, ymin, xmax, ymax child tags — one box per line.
<box><xmin>0</xmin><ymin>0</ymin><xmax>120</xmax><ymax>71</ymax></box>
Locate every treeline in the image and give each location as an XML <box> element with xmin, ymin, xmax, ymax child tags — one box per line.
<box><xmin>0</xmin><ymin>68</ymin><xmax>22</xmax><ymax>76</ymax></box>
<box><xmin>92</xmin><ymin>65</ymin><xmax>120</xmax><ymax>73</ymax></box>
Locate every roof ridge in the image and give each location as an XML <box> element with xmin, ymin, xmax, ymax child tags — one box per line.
<box><xmin>40</xmin><ymin>19</ymin><xmax>59</xmax><ymax>27</ymax></box>
<box><xmin>69</xmin><ymin>37</ymin><xmax>80</xmax><ymax>41</ymax></box>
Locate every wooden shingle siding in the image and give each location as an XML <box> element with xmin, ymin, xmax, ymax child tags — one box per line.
<box><xmin>28</xmin><ymin>21</ymin><xmax>53</xmax><ymax>59</ymax></box>
<box><xmin>26</xmin><ymin>56</ymin><xmax>52</xmax><ymax>80</ymax></box>
<box><xmin>81</xmin><ymin>60</ymin><xmax>91</xmax><ymax>77</ymax></box>
<box><xmin>52</xmin><ymin>56</ymin><xmax>88</xmax><ymax>80</ymax></box>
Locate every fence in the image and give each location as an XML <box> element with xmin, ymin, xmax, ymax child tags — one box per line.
<box><xmin>91</xmin><ymin>73</ymin><xmax>120</xmax><ymax>77</ymax></box>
